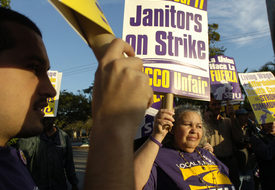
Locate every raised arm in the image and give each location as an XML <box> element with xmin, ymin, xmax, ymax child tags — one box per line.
<box><xmin>134</xmin><ymin>109</ymin><xmax>174</xmax><ymax>190</ymax></box>
<box><xmin>84</xmin><ymin>39</ymin><xmax>153</xmax><ymax>190</ymax></box>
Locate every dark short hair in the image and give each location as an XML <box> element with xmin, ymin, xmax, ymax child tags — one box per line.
<box><xmin>0</xmin><ymin>7</ymin><xmax>42</xmax><ymax>52</ymax></box>
<box><xmin>235</xmin><ymin>108</ymin><xmax>248</xmax><ymax>117</ymax></box>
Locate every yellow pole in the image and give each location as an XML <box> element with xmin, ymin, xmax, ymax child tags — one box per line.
<box><xmin>162</xmin><ymin>93</ymin><xmax>174</xmax><ymax>110</ymax></box>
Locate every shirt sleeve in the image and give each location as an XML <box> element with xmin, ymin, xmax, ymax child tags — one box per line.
<box><xmin>16</xmin><ymin>137</ymin><xmax>38</xmax><ymax>165</ymax></box>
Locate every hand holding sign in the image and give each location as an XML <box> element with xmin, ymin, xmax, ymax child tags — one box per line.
<box><xmin>85</xmin><ymin>39</ymin><xmax>153</xmax><ymax>190</ymax></box>
<box><xmin>49</xmin><ymin>0</ymin><xmax>175</xmax><ymax>110</ymax></box>
<box><xmin>152</xmin><ymin>109</ymin><xmax>175</xmax><ymax>140</ymax></box>
<box><xmin>48</xmin><ymin>2</ymin><xmax>154</xmax><ymax>190</ymax></box>
<box><xmin>92</xmin><ymin>39</ymin><xmax>153</xmax><ymax>129</ymax></box>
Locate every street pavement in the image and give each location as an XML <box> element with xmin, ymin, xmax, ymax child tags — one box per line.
<box><xmin>69</xmin><ymin>147</ymin><xmax>89</xmax><ymax>190</ymax></box>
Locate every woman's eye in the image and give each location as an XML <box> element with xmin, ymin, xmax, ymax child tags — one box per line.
<box><xmin>197</xmin><ymin>125</ymin><xmax>202</xmax><ymax>129</ymax></box>
<box><xmin>183</xmin><ymin>123</ymin><xmax>191</xmax><ymax>126</ymax></box>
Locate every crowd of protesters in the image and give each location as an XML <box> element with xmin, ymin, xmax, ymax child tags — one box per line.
<box><xmin>205</xmin><ymin>96</ymin><xmax>275</xmax><ymax>190</ymax></box>
<box><xmin>1</xmin><ymin>6</ymin><xmax>275</xmax><ymax>190</ymax></box>
<box><xmin>134</xmin><ymin>95</ymin><xmax>275</xmax><ymax>190</ymax></box>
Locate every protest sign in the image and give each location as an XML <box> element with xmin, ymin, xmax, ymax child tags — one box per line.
<box><xmin>239</xmin><ymin>71</ymin><xmax>275</xmax><ymax>124</ymax></box>
<box><xmin>58</xmin><ymin>0</ymin><xmax>113</xmax><ymax>34</ymax></box>
<box><xmin>123</xmin><ymin>0</ymin><xmax>210</xmax><ymax>101</ymax></box>
<box><xmin>49</xmin><ymin>0</ymin><xmax>113</xmax><ymax>43</ymax></box>
<box><xmin>49</xmin><ymin>0</ymin><xmax>115</xmax><ymax>60</ymax></box>
<box><xmin>209</xmin><ymin>55</ymin><xmax>243</xmax><ymax>101</ymax></box>
<box><xmin>135</xmin><ymin>94</ymin><xmax>163</xmax><ymax>139</ymax></box>
<box><xmin>42</xmin><ymin>71</ymin><xmax>62</xmax><ymax>117</ymax></box>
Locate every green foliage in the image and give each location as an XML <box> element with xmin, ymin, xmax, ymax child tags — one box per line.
<box><xmin>82</xmin><ymin>118</ymin><xmax>93</xmax><ymax>132</ymax></box>
<box><xmin>56</xmin><ymin>90</ymin><xmax>91</xmax><ymax>129</ymax></box>
<box><xmin>246</xmin><ymin>58</ymin><xmax>275</xmax><ymax>75</ymax></box>
<box><xmin>209</xmin><ymin>23</ymin><xmax>220</xmax><ymax>41</ymax></box>
<box><xmin>0</xmin><ymin>0</ymin><xmax>11</xmax><ymax>8</ymax></box>
<box><xmin>83</xmin><ymin>85</ymin><xmax>93</xmax><ymax>95</ymax></box>
<box><xmin>83</xmin><ymin>83</ymin><xmax>94</xmax><ymax>102</ymax></box>
<box><xmin>256</xmin><ymin>61</ymin><xmax>275</xmax><ymax>76</ymax></box>
<box><xmin>208</xmin><ymin>23</ymin><xmax>226</xmax><ymax>57</ymax></box>
<box><xmin>63</xmin><ymin>118</ymin><xmax>92</xmax><ymax>137</ymax></box>
<box><xmin>65</xmin><ymin>120</ymin><xmax>84</xmax><ymax>131</ymax></box>
<box><xmin>242</xmin><ymin>68</ymin><xmax>249</xmax><ymax>73</ymax></box>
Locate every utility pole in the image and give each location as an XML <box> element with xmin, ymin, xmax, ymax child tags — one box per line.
<box><xmin>266</xmin><ymin>0</ymin><xmax>275</xmax><ymax>54</ymax></box>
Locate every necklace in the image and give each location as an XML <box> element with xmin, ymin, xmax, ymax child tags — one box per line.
<box><xmin>178</xmin><ymin>148</ymin><xmax>218</xmax><ymax>190</ymax></box>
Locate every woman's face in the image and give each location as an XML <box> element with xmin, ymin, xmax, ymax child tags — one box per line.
<box><xmin>173</xmin><ymin>111</ymin><xmax>203</xmax><ymax>153</ymax></box>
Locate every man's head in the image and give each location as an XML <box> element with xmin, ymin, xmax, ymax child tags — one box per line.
<box><xmin>262</xmin><ymin>121</ymin><xmax>275</xmax><ymax>136</ymax></box>
<box><xmin>235</xmin><ymin>108</ymin><xmax>249</xmax><ymax>126</ymax></box>
<box><xmin>0</xmin><ymin>8</ymin><xmax>56</xmax><ymax>145</ymax></box>
<box><xmin>0</xmin><ymin>7</ymin><xmax>42</xmax><ymax>51</ymax></box>
<box><xmin>208</xmin><ymin>94</ymin><xmax>221</xmax><ymax>117</ymax></box>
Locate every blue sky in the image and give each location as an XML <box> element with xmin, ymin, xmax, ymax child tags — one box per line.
<box><xmin>10</xmin><ymin>0</ymin><xmax>274</xmax><ymax>94</ymax></box>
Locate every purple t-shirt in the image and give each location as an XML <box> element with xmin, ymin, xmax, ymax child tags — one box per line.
<box><xmin>0</xmin><ymin>146</ymin><xmax>38</xmax><ymax>190</ymax></box>
<box><xmin>144</xmin><ymin>147</ymin><xmax>235</xmax><ymax>190</ymax></box>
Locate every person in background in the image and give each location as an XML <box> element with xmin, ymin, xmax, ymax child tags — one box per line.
<box><xmin>16</xmin><ymin>117</ymin><xmax>79</xmax><ymax>190</ymax></box>
<box><xmin>245</xmin><ymin>108</ymin><xmax>261</xmax><ymax>190</ymax></box>
<box><xmin>203</xmin><ymin>95</ymin><xmax>241</xmax><ymax>188</ymax></box>
<box><xmin>134</xmin><ymin>105</ymin><xmax>234</xmax><ymax>190</ymax></box>
<box><xmin>234</xmin><ymin>108</ymin><xmax>257</xmax><ymax>190</ymax></box>
<box><xmin>250</xmin><ymin>121</ymin><xmax>275</xmax><ymax>190</ymax></box>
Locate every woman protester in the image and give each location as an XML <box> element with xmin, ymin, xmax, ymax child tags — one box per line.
<box><xmin>134</xmin><ymin>105</ymin><xmax>235</xmax><ymax>190</ymax></box>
